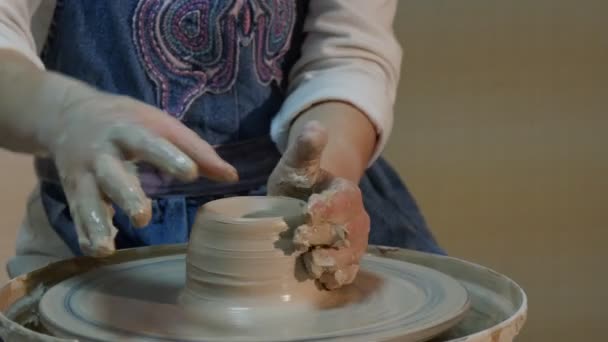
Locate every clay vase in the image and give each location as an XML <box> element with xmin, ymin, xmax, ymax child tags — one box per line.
<box><xmin>178</xmin><ymin>196</ymin><xmax>326</xmax><ymax>329</ymax></box>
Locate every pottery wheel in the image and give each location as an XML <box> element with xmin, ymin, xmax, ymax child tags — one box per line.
<box><xmin>38</xmin><ymin>254</ymin><xmax>469</xmax><ymax>342</ymax></box>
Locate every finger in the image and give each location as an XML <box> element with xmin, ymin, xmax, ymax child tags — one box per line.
<box><xmin>310</xmin><ymin>218</ymin><xmax>368</xmax><ymax>267</ymax></box>
<box><xmin>294</xmin><ymin>179</ymin><xmax>364</xmax><ymax>248</ymax></box>
<box><xmin>110</xmin><ymin>125</ymin><xmax>197</xmax><ymax>181</ymax></box>
<box><xmin>294</xmin><ymin>188</ymin><xmax>366</xmax><ymax>249</ymax></box>
<box><xmin>59</xmin><ymin>170</ymin><xmax>91</xmax><ymax>251</ymax></box>
<box><xmin>267</xmin><ymin>121</ymin><xmax>329</xmax><ymax>196</ymax></box>
<box><xmin>283</xmin><ymin>121</ymin><xmax>328</xmax><ymax>170</ymax></box>
<box><xmin>301</xmin><ymin>212</ymin><xmax>369</xmax><ymax>289</ymax></box>
<box><xmin>308</xmin><ymin>179</ymin><xmax>364</xmax><ymax>224</ymax></box>
<box><xmin>293</xmin><ymin>223</ymin><xmax>349</xmax><ymax>251</ymax></box>
<box><xmin>304</xmin><ymin>247</ymin><xmax>363</xmax><ymax>290</ymax></box>
<box><xmin>70</xmin><ymin>173</ymin><xmax>117</xmax><ymax>257</ymax></box>
<box><xmin>302</xmin><ymin>248</ymin><xmax>336</xmax><ymax>279</ymax></box>
<box><xmin>320</xmin><ymin>264</ymin><xmax>360</xmax><ymax>290</ymax></box>
<box><xmin>94</xmin><ymin>154</ymin><xmax>152</xmax><ymax>228</ymax></box>
<box><xmin>266</xmin><ymin>169</ymin><xmax>328</xmax><ymax>198</ymax></box>
<box><xmin>134</xmin><ymin>109</ymin><xmax>239</xmax><ymax>182</ymax></box>
<box><xmin>346</xmin><ymin>211</ymin><xmax>371</xmax><ymax>254</ymax></box>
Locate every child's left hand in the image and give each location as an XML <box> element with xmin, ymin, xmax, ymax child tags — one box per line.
<box><xmin>268</xmin><ymin>122</ymin><xmax>370</xmax><ymax>289</ymax></box>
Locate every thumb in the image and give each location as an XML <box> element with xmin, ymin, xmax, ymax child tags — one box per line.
<box><xmin>268</xmin><ymin>121</ymin><xmax>328</xmax><ymax>197</ymax></box>
<box><xmin>283</xmin><ymin>121</ymin><xmax>328</xmax><ymax>170</ymax></box>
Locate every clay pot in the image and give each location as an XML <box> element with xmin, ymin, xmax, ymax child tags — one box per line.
<box><xmin>17</xmin><ymin>196</ymin><xmax>481</xmax><ymax>341</ymax></box>
<box><xmin>178</xmin><ymin>196</ymin><xmax>325</xmax><ymax>328</ymax></box>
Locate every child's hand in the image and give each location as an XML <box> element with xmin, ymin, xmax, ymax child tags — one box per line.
<box><xmin>268</xmin><ymin>122</ymin><xmax>370</xmax><ymax>289</ymax></box>
<box><xmin>44</xmin><ymin>88</ymin><xmax>238</xmax><ymax>257</ymax></box>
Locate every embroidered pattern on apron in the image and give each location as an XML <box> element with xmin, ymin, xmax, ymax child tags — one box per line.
<box><xmin>133</xmin><ymin>0</ymin><xmax>297</xmax><ymax>117</ymax></box>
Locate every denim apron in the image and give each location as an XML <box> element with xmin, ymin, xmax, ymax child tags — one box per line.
<box><xmin>34</xmin><ymin>0</ymin><xmax>444</xmax><ymax>256</ymax></box>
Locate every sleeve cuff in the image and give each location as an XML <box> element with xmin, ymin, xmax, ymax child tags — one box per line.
<box><xmin>0</xmin><ymin>0</ymin><xmax>46</xmax><ymax>69</ymax></box>
<box><xmin>271</xmin><ymin>68</ymin><xmax>394</xmax><ymax>166</ymax></box>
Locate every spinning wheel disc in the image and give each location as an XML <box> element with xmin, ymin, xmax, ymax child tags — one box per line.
<box><xmin>39</xmin><ymin>254</ymin><xmax>469</xmax><ymax>341</ymax></box>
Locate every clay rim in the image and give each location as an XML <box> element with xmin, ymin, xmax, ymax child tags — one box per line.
<box><xmin>196</xmin><ymin>196</ymin><xmax>308</xmax><ymax>229</ymax></box>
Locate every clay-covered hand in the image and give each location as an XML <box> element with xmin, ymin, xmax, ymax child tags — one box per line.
<box><xmin>38</xmin><ymin>81</ymin><xmax>238</xmax><ymax>257</ymax></box>
<box><xmin>268</xmin><ymin>122</ymin><xmax>370</xmax><ymax>289</ymax></box>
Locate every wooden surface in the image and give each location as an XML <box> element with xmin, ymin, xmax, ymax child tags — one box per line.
<box><xmin>0</xmin><ymin>1</ymin><xmax>606</xmax><ymax>341</ymax></box>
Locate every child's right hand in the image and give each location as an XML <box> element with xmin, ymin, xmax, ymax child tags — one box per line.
<box><xmin>43</xmin><ymin>90</ymin><xmax>238</xmax><ymax>256</ymax></box>
<box><xmin>1</xmin><ymin>50</ymin><xmax>237</xmax><ymax>257</ymax></box>
<box><xmin>0</xmin><ymin>50</ymin><xmax>238</xmax><ymax>257</ymax></box>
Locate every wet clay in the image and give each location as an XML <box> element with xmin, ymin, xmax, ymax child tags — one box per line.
<box><xmin>36</xmin><ymin>197</ymin><xmax>471</xmax><ymax>341</ymax></box>
<box><xmin>178</xmin><ymin>196</ymin><xmax>329</xmax><ymax>327</ymax></box>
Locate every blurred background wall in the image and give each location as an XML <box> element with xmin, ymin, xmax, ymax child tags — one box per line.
<box><xmin>1</xmin><ymin>1</ymin><xmax>606</xmax><ymax>341</ymax></box>
<box><xmin>384</xmin><ymin>1</ymin><xmax>607</xmax><ymax>341</ymax></box>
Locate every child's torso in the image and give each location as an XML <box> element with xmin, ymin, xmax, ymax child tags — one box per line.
<box><xmin>42</xmin><ymin>0</ymin><xmax>308</xmax><ymax>144</ymax></box>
